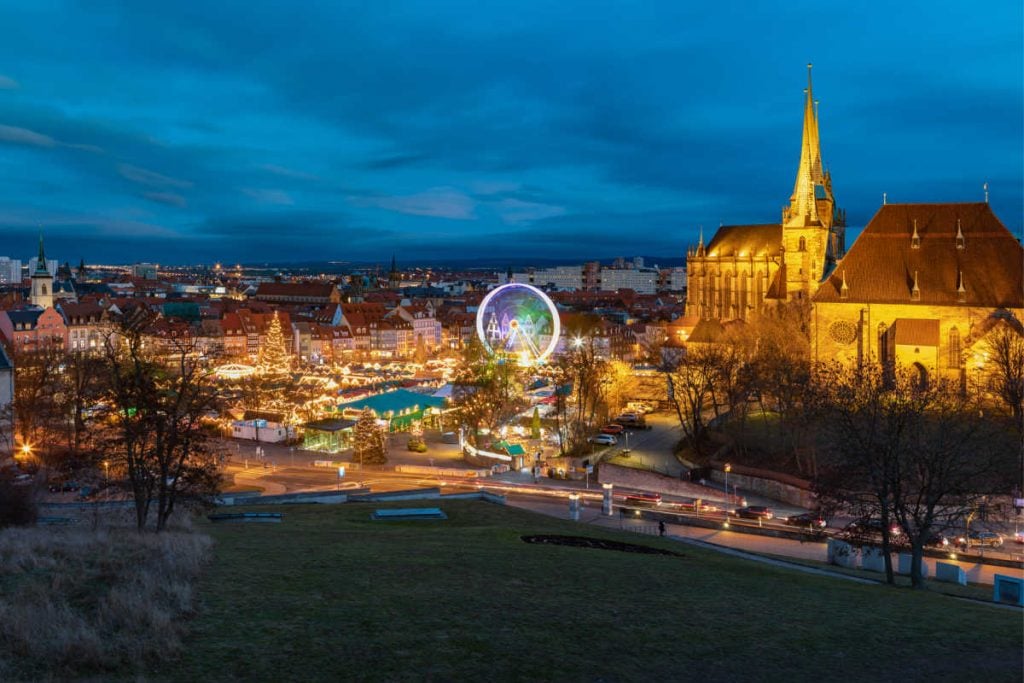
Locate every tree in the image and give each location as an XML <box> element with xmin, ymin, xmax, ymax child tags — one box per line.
<box><xmin>257</xmin><ymin>311</ymin><xmax>291</xmax><ymax>377</ymax></box>
<box><xmin>353</xmin><ymin>407</ymin><xmax>388</xmax><ymax>466</ymax></box>
<box><xmin>661</xmin><ymin>345</ymin><xmax>725</xmax><ymax>456</ymax></box>
<box><xmin>9</xmin><ymin>344</ymin><xmax>64</xmax><ymax>465</ymax></box>
<box><xmin>812</xmin><ymin>362</ymin><xmax>1013</xmax><ymax>587</ymax></box>
<box><xmin>102</xmin><ymin>308</ymin><xmax>221</xmax><ymax>531</ymax></box>
<box><xmin>530</xmin><ymin>406</ymin><xmax>541</xmax><ymax>440</ymax></box>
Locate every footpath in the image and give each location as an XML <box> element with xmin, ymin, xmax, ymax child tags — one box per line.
<box><xmin>504</xmin><ymin>496</ymin><xmax>1024</xmax><ymax>588</ymax></box>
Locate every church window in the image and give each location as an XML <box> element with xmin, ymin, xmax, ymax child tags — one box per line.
<box><xmin>798</xmin><ymin>236</ymin><xmax>806</xmax><ymax>251</ymax></box>
<box><xmin>41</xmin><ymin>284</ymin><xmax>47</xmax><ymax>295</ymax></box>
<box><xmin>948</xmin><ymin>327</ymin><xmax>961</xmax><ymax>368</ymax></box>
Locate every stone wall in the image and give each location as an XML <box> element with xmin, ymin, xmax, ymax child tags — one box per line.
<box><xmin>597</xmin><ymin>463</ymin><xmax>721</xmax><ymax>500</ymax></box>
<box><xmin>707</xmin><ymin>467</ymin><xmax>815</xmax><ymax>508</ymax></box>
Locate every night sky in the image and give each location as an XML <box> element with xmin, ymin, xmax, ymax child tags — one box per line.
<box><xmin>0</xmin><ymin>2</ymin><xmax>1020</xmax><ymax>265</ymax></box>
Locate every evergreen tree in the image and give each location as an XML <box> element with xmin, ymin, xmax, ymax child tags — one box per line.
<box><xmin>258</xmin><ymin>311</ymin><xmax>291</xmax><ymax>377</ymax></box>
<box><xmin>531</xmin><ymin>406</ymin><xmax>541</xmax><ymax>440</ymax></box>
<box><xmin>353</xmin><ymin>407</ymin><xmax>388</xmax><ymax>466</ymax></box>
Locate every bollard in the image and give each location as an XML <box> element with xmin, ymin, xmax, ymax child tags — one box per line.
<box><xmin>602</xmin><ymin>483</ymin><xmax>614</xmax><ymax>516</ymax></box>
<box><xmin>569</xmin><ymin>493</ymin><xmax>580</xmax><ymax>522</ymax></box>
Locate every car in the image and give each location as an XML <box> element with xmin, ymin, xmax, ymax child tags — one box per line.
<box><xmin>957</xmin><ymin>530</ymin><xmax>1004</xmax><ymax>549</ymax></box>
<box><xmin>923</xmin><ymin>532</ymin><xmax>951</xmax><ymax>548</ymax></box>
<box><xmin>601</xmin><ymin>424</ymin><xmax>625</xmax><ymax>435</ymax></box>
<box><xmin>613</xmin><ymin>413</ymin><xmax>645</xmax><ymax>427</ymax></box>
<box><xmin>733</xmin><ymin>506</ymin><xmax>773</xmax><ymax>520</ymax></box>
<box><xmin>785</xmin><ymin>512</ymin><xmax>827</xmax><ymax>528</ymax></box>
<box><xmin>623</xmin><ymin>492</ymin><xmax>662</xmax><ymax>506</ymax></box>
<box><xmin>844</xmin><ymin>518</ymin><xmax>901</xmax><ymax>538</ymax></box>
<box><xmin>1014</xmin><ymin>530</ymin><xmax>1024</xmax><ymax>545</ymax></box>
<box><xmin>588</xmin><ymin>434</ymin><xmax>618</xmax><ymax>446</ymax></box>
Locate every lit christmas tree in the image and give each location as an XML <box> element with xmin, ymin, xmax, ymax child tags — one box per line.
<box><xmin>257</xmin><ymin>311</ymin><xmax>291</xmax><ymax>377</ymax></box>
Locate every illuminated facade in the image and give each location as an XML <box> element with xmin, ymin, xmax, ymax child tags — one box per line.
<box><xmin>686</xmin><ymin>66</ymin><xmax>845</xmax><ymax>321</ymax></box>
<box><xmin>811</xmin><ymin>201</ymin><xmax>1024</xmax><ymax>384</ymax></box>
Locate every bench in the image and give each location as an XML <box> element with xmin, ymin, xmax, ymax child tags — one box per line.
<box><xmin>371</xmin><ymin>507</ymin><xmax>447</xmax><ymax>521</ymax></box>
<box><xmin>207</xmin><ymin>512</ymin><xmax>284</xmax><ymax>523</ymax></box>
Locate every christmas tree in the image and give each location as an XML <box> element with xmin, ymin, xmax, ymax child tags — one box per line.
<box><xmin>257</xmin><ymin>311</ymin><xmax>291</xmax><ymax>377</ymax></box>
<box><xmin>353</xmin><ymin>407</ymin><xmax>388</xmax><ymax>465</ymax></box>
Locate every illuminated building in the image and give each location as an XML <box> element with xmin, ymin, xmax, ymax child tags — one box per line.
<box><xmin>811</xmin><ymin>201</ymin><xmax>1023</xmax><ymax>383</ymax></box>
<box><xmin>686</xmin><ymin>65</ymin><xmax>845</xmax><ymax>321</ymax></box>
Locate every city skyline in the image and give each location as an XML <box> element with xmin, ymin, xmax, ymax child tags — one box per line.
<box><xmin>0</xmin><ymin>1</ymin><xmax>1021</xmax><ymax>263</ymax></box>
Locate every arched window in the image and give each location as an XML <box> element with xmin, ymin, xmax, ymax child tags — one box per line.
<box><xmin>41</xmin><ymin>284</ymin><xmax>47</xmax><ymax>295</ymax></box>
<box><xmin>798</xmin><ymin>236</ymin><xmax>806</xmax><ymax>251</ymax></box>
<box><xmin>948</xmin><ymin>327</ymin><xmax>961</xmax><ymax>368</ymax></box>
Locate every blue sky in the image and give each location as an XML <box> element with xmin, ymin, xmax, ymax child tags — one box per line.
<box><xmin>0</xmin><ymin>1</ymin><xmax>1020</xmax><ymax>265</ymax></box>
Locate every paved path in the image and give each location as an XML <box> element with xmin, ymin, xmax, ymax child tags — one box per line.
<box><xmin>506</xmin><ymin>496</ymin><xmax>1023</xmax><ymax>587</ymax></box>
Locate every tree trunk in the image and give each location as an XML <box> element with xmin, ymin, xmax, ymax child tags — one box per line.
<box><xmin>910</xmin><ymin>541</ymin><xmax>925</xmax><ymax>588</ymax></box>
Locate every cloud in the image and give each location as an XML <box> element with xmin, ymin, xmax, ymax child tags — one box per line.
<box><xmin>118</xmin><ymin>163</ymin><xmax>193</xmax><ymax>189</ymax></box>
<box><xmin>0</xmin><ymin>124</ymin><xmax>56</xmax><ymax>148</ymax></box>
<box><xmin>354</xmin><ymin>187</ymin><xmax>477</xmax><ymax>220</ymax></box>
<box><xmin>493</xmin><ymin>198</ymin><xmax>566</xmax><ymax>224</ymax></box>
<box><xmin>143</xmin><ymin>191</ymin><xmax>187</xmax><ymax>208</ymax></box>
<box><xmin>0</xmin><ymin>75</ymin><xmax>18</xmax><ymax>89</ymax></box>
<box><xmin>257</xmin><ymin>163</ymin><xmax>318</xmax><ymax>181</ymax></box>
<box><xmin>241</xmin><ymin>187</ymin><xmax>294</xmax><ymax>205</ymax></box>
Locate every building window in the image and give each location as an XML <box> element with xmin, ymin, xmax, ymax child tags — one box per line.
<box><xmin>948</xmin><ymin>327</ymin><xmax>961</xmax><ymax>368</ymax></box>
<box><xmin>798</xmin><ymin>236</ymin><xmax>806</xmax><ymax>251</ymax></box>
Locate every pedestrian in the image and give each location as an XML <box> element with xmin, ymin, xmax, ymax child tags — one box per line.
<box><xmin>658</xmin><ymin>520</ymin><xmax>666</xmax><ymax>537</ymax></box>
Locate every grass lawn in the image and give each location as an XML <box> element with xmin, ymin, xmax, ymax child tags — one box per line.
<box><xmin>175</xmin><ymin>501</ymin><xmax>1022</xmax><ymax>682</ymax></box>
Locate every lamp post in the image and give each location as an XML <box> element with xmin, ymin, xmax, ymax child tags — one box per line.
<box><xmin>724</xmin><ymin>463</ymin><xmax>732</xmax><ymax>503</ymax></box>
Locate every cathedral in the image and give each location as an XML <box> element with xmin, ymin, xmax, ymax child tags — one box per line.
<box><xmin>685</xmin><ymin>65</ymin><xmax>845</xmax><ymax>321</ymax></box>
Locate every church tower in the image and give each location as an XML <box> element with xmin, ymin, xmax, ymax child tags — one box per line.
<box><xmin>388</xmin><ymin>254</ymin><xmax>400</xmax><ymax>290</ymax></box>
<box><xmin>781</xmin><ymin>64</ymin><xmax>844</xmax><ymax>299</ymax></box>
<box><xmin>30</xmin><ymin>234</ymin><xmax>53</xmax><ymax>309</ymax></box>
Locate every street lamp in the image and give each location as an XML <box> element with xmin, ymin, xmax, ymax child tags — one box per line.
<box><xmin>724</xmin><ymin>463</ymin><xmax>732</xmax><ymax>503</ymax></box>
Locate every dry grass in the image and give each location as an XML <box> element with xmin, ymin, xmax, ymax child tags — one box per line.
<box><xmin>0</xmin><ymin>525</ymin><xmax>212</xmax><ymax>681</ymax></box>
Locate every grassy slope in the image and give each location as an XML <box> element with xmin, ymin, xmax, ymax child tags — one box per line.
<box><xmin>176</xmin><ymin>502</ymin><xmax>1022</xmax><ymax>682</ymax></box>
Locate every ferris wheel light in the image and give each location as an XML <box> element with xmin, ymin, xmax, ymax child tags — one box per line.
<box><xmin>476</xmin><ymin>283</ymin><xmax>561</xmax><ymax>366</ymax></box>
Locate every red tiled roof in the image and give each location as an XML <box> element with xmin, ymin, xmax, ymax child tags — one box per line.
<box><xmin>254</xmin><ymin>282</ymin><xmax>335</xmax><ymax>299</ymax></box>
<box><xmin>891</xmin><ymin>318</ymin><xmax>940</xmax><ymax>346</ymax></box>
<box><xmin>815</xmin><ymin>202</ymin><xmax>1023</xmax><ymax>307</ymax></box>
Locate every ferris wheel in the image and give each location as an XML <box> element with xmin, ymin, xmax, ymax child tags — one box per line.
<box><xmin>476</xmin><ymin>283</ymin><xmax>560</xmax><ymax>365</ymax></box>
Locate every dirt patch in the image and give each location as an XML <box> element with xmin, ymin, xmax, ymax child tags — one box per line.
<box><xmin>521</xmin><ymin>534</ymin><xmax>684</xmax><ymax>557</ymax></box>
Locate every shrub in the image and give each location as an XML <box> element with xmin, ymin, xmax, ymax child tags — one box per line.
<box><xmin>0</xmin><ymin>475</ymin><xmax>38</xmax><ymax>527</ymax></box>
<box><xmin>0</xmin><ymin>526</ymin><xmax>212</xmax><ymax>679</ymax></box>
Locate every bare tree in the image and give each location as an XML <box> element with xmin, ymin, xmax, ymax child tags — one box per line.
<box><xmin>813</xmin><ymin>362</ymin><xmax>1013</xmax><ymax>587</ymax></box>
<box><xmin>662</xmin><ymin>345</ymin><xmax>725</xmax><ymax>456</ymax></box>
<box><xmin>102</xmin><ymin>308</ymin><xmax>221</xmax><ymax>532</ymax></box>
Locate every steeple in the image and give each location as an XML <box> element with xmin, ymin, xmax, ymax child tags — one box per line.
<box><xmin>34</xmin><ymin>232</ymin><xmax>49</xmax><ymax>274</ymax></box>
<box><xmin>785</xmin><ymin>64</ymin><xmax>823</xmax><ymax>227</ymax></box>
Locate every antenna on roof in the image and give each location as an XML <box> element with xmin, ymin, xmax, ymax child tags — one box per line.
<box><xmin>983</xmin><ymin>181</ymin><xmax>989</xmax><ymax>204</ymax></box>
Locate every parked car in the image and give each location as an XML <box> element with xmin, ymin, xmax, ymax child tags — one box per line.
<box><xmin>1014</xmin><ymin>530</ymin><xmax>1024</xmax><ymax>545</ymax></box>
<box><xmin>957</xmin><ymin>530</ymin><xmax>1004</xmax><ymax>549</ymax></box>
<box><xmin>588</xmin><ymin>434</ymin><xmax>618</xmax><ymax>446</ymax></box>
<box><xmin>623</xmin><ymin>492</ymin><xmax>662</xmax><ymax>506</ymax></box>
<box><xmin>613</xmin><ymin>413</ymin><xmax>646</xmax><ymax>427</ymax></box>
<box><xmin>785</xmin><ymin>512</ymin><xmax>827</xmax><ymax>528</ymax></box>
<box><xmin>440</xmin><ymin>432</ymin><xmax>459</xmax><ymax>444</ymax></box>
<box><xmin>600</xmin><ymin>424</ymin><xmax>625</xmax><ymax>435</ymax></box>
<box><xmin>733</xmin><ymin>506</ymin><xmax>773</xmax><ymax>520</ymax></box>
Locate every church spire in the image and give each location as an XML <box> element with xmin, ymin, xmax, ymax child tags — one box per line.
<box><xmin>785</xmin><ymin>64</ymin><xmax>822</xmax><ymax>227</ymax></box>
<box><xmin>35</xmin><ymin>232</ymin><xmax>49</xmax><ymax>274</ymax></box>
